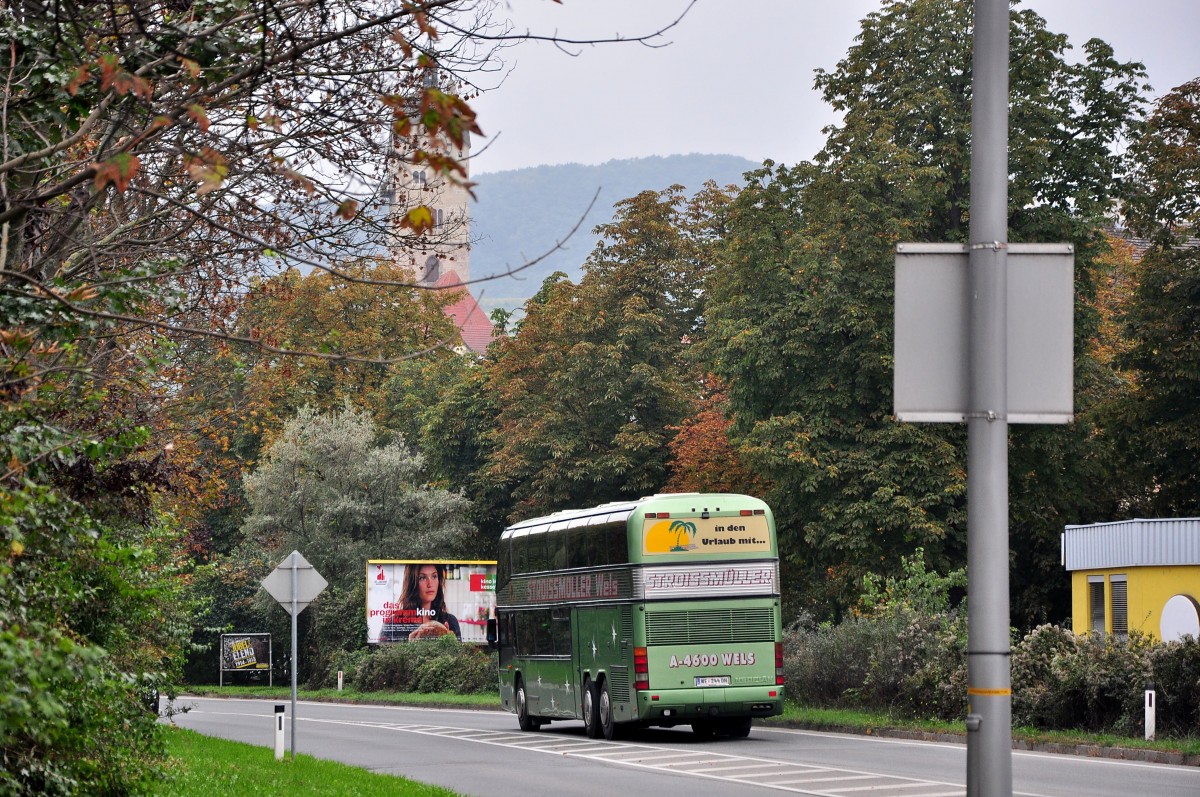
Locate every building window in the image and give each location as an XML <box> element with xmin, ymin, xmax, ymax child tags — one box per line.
<box><xmin>434</xmin><ymin>207</ymin><xmax>444</xmax><ymax>228</ymax></box>
<box><xmin>1088</xmin><ymin>576</ymin><xmax>1105</xmax><ymax>634</ymax></box>
<box><xmin>1110</xmin><ymin>575</ymin><xmax>1128</xmax><ymax>639</ymax></box>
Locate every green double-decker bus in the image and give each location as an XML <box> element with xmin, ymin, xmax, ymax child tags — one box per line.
<box><xmin>495</xmin><ymin>492</ymin><xmax>784</xmax><ymax>740</ymax></box>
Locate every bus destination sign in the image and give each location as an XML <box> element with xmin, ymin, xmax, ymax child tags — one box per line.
<box><xmin>642</xmin><ymin>515</ymin><xmax>772</xmax><ymax>556</ymax></box>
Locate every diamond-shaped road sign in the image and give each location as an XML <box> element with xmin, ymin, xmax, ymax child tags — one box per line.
<box><xmin>261</xmin><ymin>551</ymin><xmax>327</xmax><ymax>616</ymax></box>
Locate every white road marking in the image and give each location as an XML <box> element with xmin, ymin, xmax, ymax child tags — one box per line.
<box><xmin>170</xmin><ymin>702</ymin><xmax>976</xmax><ymax>796</ymax></box>
<box><xmin>388</xmin><ymin>722</ymin><xmax>966</xmax><ymax>796</ymax></box>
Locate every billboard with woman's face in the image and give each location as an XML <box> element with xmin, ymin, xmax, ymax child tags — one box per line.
<box><xmin>366</xmin><ymin>560</ymin><xmax>497</xmax><ymax>645</ymax></box>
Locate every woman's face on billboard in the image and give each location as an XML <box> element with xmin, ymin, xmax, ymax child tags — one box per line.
<box><xmin>417</xmin><ymin>565</ymin><xmax>439</xmax><ymax>606</ymax></box>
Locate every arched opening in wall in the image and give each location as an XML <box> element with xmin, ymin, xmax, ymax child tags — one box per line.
<box><xmin>1160</xmin><ymin>594</ymin><xmax>1200</xmax><ymax>641</ymax></box>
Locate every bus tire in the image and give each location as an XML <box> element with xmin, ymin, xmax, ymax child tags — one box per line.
<box><xmin>583</xmin><ymin>678</ymin><xmax>601</xmax><ymax>739</ymax></box>
<box><xmin>691</xmin><ymin>721</ymin><xmax>716</xmax><ymax>740</ymax></box>
<box><xmin>516</xmin><ymin>678</ymin><xmax>538</xmax><ymax>732</ymax></box>
<box><xmin>599</xmin><ymin>677</ymin><xmax>616</xmax><ymax>741</ymax></box>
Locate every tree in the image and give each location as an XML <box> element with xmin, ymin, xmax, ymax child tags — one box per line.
<box><xmin>701</xmin><ymin>0</ymin><xmax>1147</xmax><ymax>619</ymax></box>
<box><xmin>1</xmin><ymin>455</ymin><xmax>193</xmax><ymax>796</ymax></box>
<box><xmin>0</xmin><ymin>2</ymin><xmax>694</xmax><ymax>787</ymax></box>
<box><xmin>482</xmin><ymin>184</ymin><xmax>734</xmax><ymax>520</ymax></box>
<box><xmin>662</xmin><ymin>377</ymin><xmax>768</xmax><ymax>495</ymax></box>
<box><xmin>415</xmin><ymin>354</ymin><xmax>512</xmax><ymax>539</ymax></box>
<box><xmin>2</xmin><ymin>2</ymin><xmax>491</xmax><ymax>424</ymax></box>
<box><xmin>1115</xmin><ymin>78</ymin><xmax>1200</xmax><ymax>516</ymax></box>
<box><xmin>239</xmin><ymin>405</ymin><xmax>479</xmax><ymax>678</ymax></box>
<box><xmin>243</xmin><ymin>405</ymin><xmax>478</xmax><ymax>585</ymax></box>
<box><xmin>235</xmin><ymin>263</ymin><xmax>463</xmax><ymax>427</ymax></box>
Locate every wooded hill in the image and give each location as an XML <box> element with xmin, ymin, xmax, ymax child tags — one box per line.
<box><xmin>470</xmin><ymin>154</ymin><xmax>759</xmax><ymax>314</ymax></box>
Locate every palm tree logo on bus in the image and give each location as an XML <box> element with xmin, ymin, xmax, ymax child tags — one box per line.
<box><xmin>669</xmin><ymin>520</ymin><xmax>697</xmax><ymax>552</ymax></box>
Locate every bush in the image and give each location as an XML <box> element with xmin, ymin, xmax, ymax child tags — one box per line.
<box><xmin>324</xmin><ymin>648</ymin><xmax>373</xmax><ymax>690</ymax></box>
<box><xmin>783</xmin><ymin>612</ymin><xmax>906</xmax><ymax>708</ymax></box>
<box><xmin>2</xmin><ymin>480</ymin><xmax>187</xmax><ymax>797</ymax></box>
<box><xmin>1011</xmin><ymin>625</ymin><xmax>1152</xmax><ymax>734</ymax></box>
<box><xmin>883</xmin><ymin>612</ymin><xmax>967</xmax><ymax>720</ymax></box>
<box><xmin>1147</xmin><ymin>636</ymin><xmax>1200</xmax><ymax>737</ymax></box>
<box><xmin>348</xmin><ymin>637</ymin><xmax>497</xmax><ymax>694</ymax></box>
<box><xmin>787</xmin><ymin>598</ymin><xmax>1194</xmax><ymax>738</ymax></box>
<box><xmin>1011</xmin><ymin>624</ymin><xmax>1080</xmax><ymax>728</ymax></box>
<box><xmin>785</xmin><ymin>551</ymin><xmax>969</xmax><ymax>721</ymax></box>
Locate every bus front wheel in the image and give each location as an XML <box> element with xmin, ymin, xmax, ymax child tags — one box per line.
<box><xmin>583</xmin><ymin>678</ymin><xmax>601</xmax><ymax>739</ymax></box>
<box><xmin>516</xmin><ymin>679</ymin><xmax>538</xmax><ymax>732</ymax></box>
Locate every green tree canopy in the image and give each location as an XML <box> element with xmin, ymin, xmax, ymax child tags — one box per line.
<box><xmin>242</xmin><ymin>406</ymin><xmax>479</xmax><ymax>587</ymax></box>
<box><xmin>482</xmin><ymin>184</ymin><xmax>735</xmax><ymax>520</ymax></box>
<box><xmin>701</xmin><ymin>0</ymin><xmax>1147</xmax><ymax>619</ymax></box>
<box><xmin>1115</xmin><ymin>78</ymin><xmax>1200</xmax><ymax>515</ymax></box>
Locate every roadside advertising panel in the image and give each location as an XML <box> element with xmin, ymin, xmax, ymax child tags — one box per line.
<box><xmin>219</xmin><ymin>633</ymin><xmax>272</xmax><ymax>673</ymax></box>
<box><xmin>367</xmin><ymin>560</ymin><xmax>497</xmax><ymax>645</ymax></box>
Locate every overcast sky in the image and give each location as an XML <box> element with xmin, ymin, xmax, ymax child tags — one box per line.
<box><xmin>467</xmin><ymin>0</ymin><xmax>1200</xmax><ymax>175</ymax></box>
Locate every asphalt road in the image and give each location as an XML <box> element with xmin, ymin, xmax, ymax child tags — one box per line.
<box><xmin>164</xmin><ymin>696</ymin><xmax>1200</xmax><ymax>797</ymax></box>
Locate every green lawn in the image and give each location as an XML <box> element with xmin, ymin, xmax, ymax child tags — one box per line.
<box><xmin>157</xmin><ymin>726</ymin><xmax>464</xmax><ymax>797</ymax></box>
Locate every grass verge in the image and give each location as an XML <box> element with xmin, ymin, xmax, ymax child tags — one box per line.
<box><xmin>767</xmin><ymin>703</ymin><xmax>1200</xmax><ymax>757</ymax></box>
<box><xmin>157</xmin><ymin>726</ymin><xmax>463</xmax><ymax>796</ymax></box>
<box><xmin>180</xmin><ymin>684</ymin><xmax>497</xmax><ymax>708</ymax></box>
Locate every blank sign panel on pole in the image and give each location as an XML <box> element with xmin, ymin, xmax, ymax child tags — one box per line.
<box><xmin>894</xmin><ymin>243</ymin><xmax>1074</xmax><ymax>425</ymax></box>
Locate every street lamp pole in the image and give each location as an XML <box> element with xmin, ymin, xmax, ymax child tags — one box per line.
<box><xmin>966</xmin><ymin>0</ymin><xmax>1013</xmax><ymax>794</ymax></box>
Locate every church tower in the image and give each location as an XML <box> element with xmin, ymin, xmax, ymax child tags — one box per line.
<box><xmin>388</xmin><ymin>70</ymin><xmax>492</xmax><ymax>352</ymax></box>
<box><xmin>388</xmin><ymin>70</ymin><xmax>473</xmax><ymax>286</ymax></box>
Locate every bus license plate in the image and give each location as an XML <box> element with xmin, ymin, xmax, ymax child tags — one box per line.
<box><xmin>695</xmin><ymin>676</ymin><xmax>730</xmax><ymax>687</ymax></box>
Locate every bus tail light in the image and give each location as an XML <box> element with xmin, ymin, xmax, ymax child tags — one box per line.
<box><xmin>775</xmin><ymin>643</ymin><xmax>785</xmax><ymax>685</ymax></box>
<box><xmin>634</xmin><ymin>647</ymin><xmax>649</xmax><ymax>691</ymax></box>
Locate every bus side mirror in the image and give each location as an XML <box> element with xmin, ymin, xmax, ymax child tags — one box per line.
<box><xmin>486</xmin><ymin>618</ymin><xmax>498</xmax><ymax>649</ymax></box>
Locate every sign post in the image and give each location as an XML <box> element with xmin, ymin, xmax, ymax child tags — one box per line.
<box><xmin>894</xmin><ymin>3</ymin><xmax>1074</xmax><ymax>793</ymax></box>
<box><xmin>261</xmin><ymin>551</ymin><xmax>327</xmax><ymax>759</ymax></box>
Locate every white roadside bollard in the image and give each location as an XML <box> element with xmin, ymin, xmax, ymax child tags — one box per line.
<box><xmin>337</xmin><ymin>670</ymin><xmax>344</xmax><ymax>691</ymax></box>
<box><xmin>274</xmin><ymin>704</ymin><xmax>286</xmax><ymax>760</ymax></box>
<box><xmin>1144</xmin><ymin>682</ymin><xmax>1156</xmax><ymax>741</ymax></box>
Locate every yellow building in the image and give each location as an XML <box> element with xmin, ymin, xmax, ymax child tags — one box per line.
<box><xmin>1063</xmin><ymin>519</ymin><xmax>1200</xmax><ymax>641</ymax></box>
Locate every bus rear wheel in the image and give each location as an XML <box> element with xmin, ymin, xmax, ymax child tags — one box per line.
<box><xmin>598</xmin><ymin>678</ymin><xmax>616</xmax><ymax>741</ymax></box>
<box><xmin>583</xmin><ymin>679</ymin><xmax>601</xmax><ymax>739</ymax></box>
<box><xmin>516</xmin><ymin>679</ymin><xmax>539</xmax><ymax>732</ymax></box>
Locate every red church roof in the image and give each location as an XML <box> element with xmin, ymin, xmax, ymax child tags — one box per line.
<box><xmin>432</xmin><ymin>272</ymin><xmax>494</xmax><ymax>353</ymax></box>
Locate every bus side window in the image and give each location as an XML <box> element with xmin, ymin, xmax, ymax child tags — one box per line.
<box><xmin>551</xmin><ymin>607</ymin><xmax>571</xmax><ymax>655</ymax></box>
<box><xmin>533</xmin><ymin>609</ymin><xmax>554</xmax><ymax>656</ymax></box>
<box><xmin>567</xmin><ymin>528</ymin><xmax>588</xmax><ymax>569</ymax></box>
<box><xmin>497</xmin><ymin>539</ymin><xmax>511</xmax><ymax>590</ymax></box>
<box><xmin>528</xmin><ymin>533</ymin><xmax>549</xmax><ymax>573</ymax></box>
<box><xmin>605</xmin><ymin>524</ymin><xmax>627</xmax><ymax>565</ymax></box>
<box><xmin>498</xmin><ymin>614</ymin><xmax>515</xmax><ymax>648</ymax></box>
<box><xmin>550</xmin><ymin>530</ymin><xmax>568</xmax><ymax>570</ymax></box>
<box><xmin>511</xmin><ymin>536</ymin><xmax>526</xmax><ymax>576</ymax></box>
<box><xmin>585</xmin><ymin>528</ymin><xmax>605</xmax><ymax>568</ymax></box>
<box><xmin>516</xmin><ymin>611</ymin><xmax>535</xmax><ymax>656</ymax></box>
